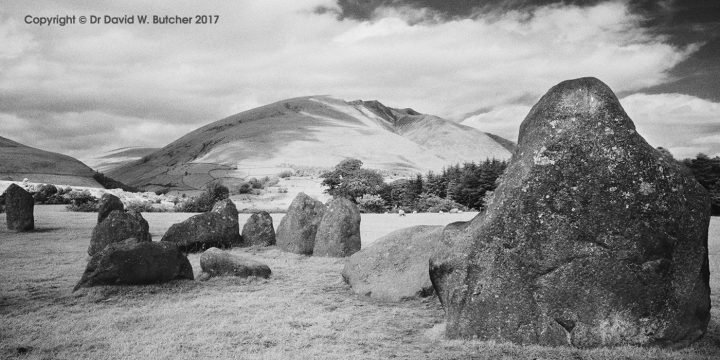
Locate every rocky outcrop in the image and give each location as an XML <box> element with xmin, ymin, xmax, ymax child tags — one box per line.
<box><xmin>241</xmin><ymin>211</ymin><xmax>276</xmax><ymax>246</ymax></box>
<box><xmin>199</xmin><ymin>247</ymin><xmax>271</xmax><ymax>278</ymax></box>
<box><xmin>314</xmin><ymin>197</ymin><xmax>361</xmax><ymax>257</ymax></box>
<box><xmin>276</xmin><ymin>193</ymin><xmax>326</xmax><ymax>255</ymax></box>
<box><xmin>430</xmin><ymin>77</ymin><xmax>711</xmax><ymax>348</ymax></box>
<box><xmin>4</xmin><ymin>183</ymin><xmax>34</xmax><ymax>231</ymax></box>
<box><xmin>342</xmin><ymin>225</ymin><xmax>444</xmax><ymax>301</ymax></box>
<box><xmin>88</xmin><ymin>210</ymin><xmax>151</xmax><ymax>256</ymax></box>
<box><xmin>74</xmin><ymin>238</ymin><xmax>193</xmax><ymax>291</ymax></box>
<box><xmin>161</xmin><ymin>199</ymin><xmax>241</xmax><ymax>252</ymax></box>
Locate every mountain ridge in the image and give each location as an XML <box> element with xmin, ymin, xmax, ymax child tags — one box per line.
<box><xmin>108</xmin><ymin>96</ymin><xmax>515</xmax><ymax>191</ymax></box>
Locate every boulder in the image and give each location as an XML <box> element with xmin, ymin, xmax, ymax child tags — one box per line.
<box><xmin>241</xmin><ymin>211</ymin><xmax>276</xmax><ymax>246</ymax></box>
<box><xmin>314</xmin><ymin>197</ymin><xmax>361</xmax><ymax>257</ymax></box>
<box><xmin>161</xmin><ymin>199</ymin><xmax>241</xmax><ymax>252</ymax></box>
<box><xmin>199</xmin><ymin>247</ymin><xmax>271</xmax><ymax>278</ymax></box>
<box><xmin>276</xmin><ymin>193</ymin><xmax>326</xmax><ymax>255</ymax></box>
<box><xmin>88</xmin><ymin>210</ymin><xmax>151</xmax><ymax>256</ymax></box>
<box><xmin>342</xmin><ymin>225</ymin><xmax>443</xmax><ymax>301</ymax></box>
<box><xmin>97</xmin><ymin>193</ymin><xmax>124</xmax><ymax>223</ymax></box>
<box><xmin>430</xmin><ymin>77</ymin><xmax>711</xmax><ymax>348</ymax></box>
<box><xmin>74</xmin><ymin>238</ymin><xmax>193</xmax><ymax>291</ymax></box>
<box><xmin>4</xmin><ymin>184</ymin><xmax>34</xmax><ymax>231</ymax></box>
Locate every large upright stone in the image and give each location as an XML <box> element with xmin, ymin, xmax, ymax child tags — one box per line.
<box><xmin>342</xmin><ymin>225</ymin><xmax>443</xmax><ymax>301</ymax></box>
<box><xmin>276</xmin><ymin>193</ymin><xmax>326</xmax><ymax>255</ymax></box>
<box><xmin>430</xmin><ymin>77</ymin><xmax>711</xmax><ymax>348</ymax></box>
<box><xmin>161</xmin><ymin>199</ymin><xmax>241</xmax><ymax>252</ymax></box>
<box><xmin>89</xmin><ymin>210</ymin><xmax>151</xmax><ymax>256</ymax></box>
<box><xmin>4</xmin><ymin>183</ymin><xmax>34</xmax><ymax>231</ymax></box>
<box><xmin>74</xmin><ymin>238</ymin><xmax>193</xmax><ymax>291</ymax></box>
<box><xmin>314</xmin><ymin>197</ymin><xmax>361</xmax><ymax>257</ymax></box>
<box><xmin>241</xmin><ymin>211</ymin><xmax>276</xmax><ymax>246</ymax></box>
<box><xmin>97</xmin><ymin>193</ymin><xmax>124</xmax><ymax>223</ymax></box>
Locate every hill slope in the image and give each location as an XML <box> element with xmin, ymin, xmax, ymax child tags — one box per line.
<box><xmin>84</xmin><ymin>147</ymin><xmax>160</xmax><ymax>173</ymax></box>
<box><xmin>108</xmin><ymin>96</ymin><xmax>514</xmax><ymax>191</ymax></box>
<box><xmin>0</xmin><ymin>136</ymin><xmax>103</xmax><ymax>187</ymax></box>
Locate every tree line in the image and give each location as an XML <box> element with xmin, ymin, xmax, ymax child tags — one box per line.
<box><xmin>321</xmin><ymin>152</ymin><xmax>720</xmax><ymax>215</ymax></box>
<box><xmin>320</xmin><ymin>158</ymin><xmax>507</xmax><ymax>213</ymax></box>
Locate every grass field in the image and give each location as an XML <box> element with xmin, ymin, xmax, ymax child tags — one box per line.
<box><xmin>1</xmin><ymin>206</ymin><xmax>719</xmax><ymax>359</ymax></box>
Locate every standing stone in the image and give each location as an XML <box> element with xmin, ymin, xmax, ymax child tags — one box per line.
<box><xmin>74</xmin><ymin>238</ymin><xmax>193</xmax><ymax>291</ymax></box>
<box><xmin>161</xmin><ymin>199</ymin><xmax>241</xmax><ymax>252</ymax></box>
<box><xmin>314</xmin><ymin>197</ymin><xmax>361</xmax><ymax>257</ymax></box>
<box><xmin>4</xmin><ymin>183</ymin><xmax>34</xmax><ymax>231</ymax></box>
<box><xmin>97</xmin><ymin>193</ymin><xmax>124</xmax><ymax>223</ymax></box>
<box><xmin>89</xmin><ymin>210</ymin><xmax>151</xmax><ymax>256</ymax></box>
<box><xmin>199</xmin><ymin>247</ymin><xmax>271</xmax><ymax>278</ymax></box>
<box><xmin>430</xmin><ymin>77</ymin><xmax>711</xmax><ymax>348</ymax></box>
<box><xmin>241</xmin><ymin>211</ymin><xmax>276</xmax><ymax>246</ymax></box>
<box><xmin>342</xmin><ymin>225</ymin><xmax>443</xmax><ymax>301</ymax></box>
<box><xmin>276</xmin><ymin>193</ymin><xmax>326</xmax><ymax>255</ymax></box>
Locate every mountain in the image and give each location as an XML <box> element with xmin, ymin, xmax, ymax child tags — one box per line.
<box><xmin>108</xmin><ymin>96</ymin><xmax>514</xmax><ymax>191</ymax></box>
<box><xmin>85</xmin><ymin>147</ymin><xmax>160</xmax><ymax>173</ymax></box>
<box><xmin>0</xmin><ymin>136</ymin><xmax>103</xmax><ymax>187</ymax></box>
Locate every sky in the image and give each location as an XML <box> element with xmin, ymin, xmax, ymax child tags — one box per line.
<box><xmin>0</xmin><ymin>0</ymin><xmax>718</xmax><ymax>162</ymax></box>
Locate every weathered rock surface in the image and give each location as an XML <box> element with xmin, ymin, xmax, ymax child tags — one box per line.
<box><xmin>241</xmin><ymin>211</ymin><xmax>276</xmax><ymax>246</ymax></box>
<box><xmin>429</xmin><ymin>77</ymin><xmax>711</xmax><ymax>348</ymax></box>
<box><xmin>199</xmin><ymin>247</ymin><xmax>271</xmax><ymax>278</ymax></box>
<box><xmin>161</xmin><ymin>199</ymin><xmax>241</xmax><ymax>252</ymax></box>
<box><xmin>342</xmin><ymin>225</ymin><xmax>444</xmax><ymax>301</ymax></box>
<box><xmin>74</xmin><ymin>238</ymin><xmax>193</xmax><ymax>291</ymax></box>
<box><xmin>88</xmin><ymin>210</ymin><xmax>151</xmax><ymax>256</ymax></box>
<box><xmin>97</xmin><ymin>193</ymin><xmax>124</xmax><ymax>223</ymax></box>
<box><xmin>276</xmin><ymin>193</ymin><xmax>326</xmax><ymax>255</ymax></box>
<box><xmin>4</xmin><ymin>184</ymin><xmax>34</xmax><ymax>231</ymax></box>
<box><xmin>314</xmin><ymin>198</ymin><xmax>361</xmax><ymax>257</ymax></box>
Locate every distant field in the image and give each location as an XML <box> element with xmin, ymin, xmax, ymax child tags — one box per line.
<box><xmin>0</xmin><ymin>206</ymin><xmax>719</xmax><ymax>359</ymax></box>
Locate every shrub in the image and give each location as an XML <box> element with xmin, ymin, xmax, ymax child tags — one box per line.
<box><xmin>155</xmin><ymin>188</ymin><xmax>170</xmax><ymax>196</ymax></box>
<box><xmin>356</xmin><ymin>194</ymin><xmax>386</xmax><ymax>213</ymax></box>
<box><xmin>415</xmin><ymin>194</ymin><xmax>465</xmax><ymax>213</ymax></box>
<box><xmin>237</xmin><ymin>182</ymin><xmax>252</xmax><ymax>194</ymax></box>
<box><xmin>278</xmin><ymin>186</ymin><xmax>288</xmax><ymax>193</ymax></box>
<box><xmin>65</xmin><ymin>190</ymin><xmax>99</xmax><ymax>212</ymax></box>
<box><xmin>278</xmin><ymin>170</ymin><xmax>293</xmax><ymax>178</ymax></box>
<box><xmin>176</xmin><ymin>182</ymin><xmax>230</xmax><ymax>212</ymax></box>
<box><xmin>249</xmin><ymin>178</ymin><xmax>263</xmax><ymax>189</ymax></box>
<box><xmin>265</xmin><ymin>177</ymin><xmax>280</xmax><ymax>187</ymax></box>
<box><xmin>33</xmin><ymin>184</ymin><xmax>58</xmax><ymax>203</ymax></box>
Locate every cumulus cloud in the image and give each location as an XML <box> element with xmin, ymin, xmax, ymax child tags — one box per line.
<box><xmin>0</xmin><ymin>0</ymin><xmax>706</xmax><ymax>161</ymax></box>
<box><xmin>621</xmin><ymin>93</ymin><xmax>720</xmax><ymax>158</ymax></box>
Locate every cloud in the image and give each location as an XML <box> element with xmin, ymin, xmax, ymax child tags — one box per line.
<box><xmin>0</xmin><ymin>0</ymin><xmax>702</xmax><ymax>162</ymax></box>
<box><xmin>461</xmin><ymin>105</ymin><xmax>532</xmax><ymax>142</ymax></box>
<box><xmin>621</xmin><ymin>93</ymin><xmax>720</xmax><ymax>158</ymax></box>
<box><xmin>462</xmin><ymin>92</ymin><xmax>720</xmax><ymax>159</ymax></box>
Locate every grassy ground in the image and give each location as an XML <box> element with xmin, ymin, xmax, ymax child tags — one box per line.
<box><xmin>1</xmin><ymin>206</ymin><xmax>719</xmax><ymax>359</ymax></box>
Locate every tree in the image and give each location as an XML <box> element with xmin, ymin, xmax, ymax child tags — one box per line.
<box><xmin>321</xmin><ymin>158</ymin><xmax>385</xmax><ymax>201</ymax></box>
<box><xmin>682</xmin><ymin>153</ymin><xmax>720</xmax><ymax>215</ymax></box>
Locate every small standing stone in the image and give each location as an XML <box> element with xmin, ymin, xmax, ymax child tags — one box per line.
<box><xmin>97</xmin><ymin>193</ymin><xmax>124</xmax><ymax>223</ymax></box>
<box><xmin>4</xmin><ymin>183</ymin><xmax>34</xmax><ymax>231</ymax></box>
<box><xmin>313</xmin><ymin>197</ymin><xmax>361</xmax><ymax>257</ymax></box>
<box><xmin>276</xmin><ymin>193</ymin><xmax>326</xmax><ymax>255</ymax></box>
<box><xmin>89</xmin><ymin>210</ymin><xmax>151</xmax><ymax>256</ymax></box>
<box><xmin>241</xmin><ymin>211</ymin><xmax>276</xmax><ymax>246</ymax></box>
<box><xmin>74</xmin><ymin>238</ymin><xmax>193</xmax><ymax>291</ymax></box>
<box><xmin>200</xmin><ymin>247</ymin><xmax>271</xmax><ymax>278</ymax></box>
